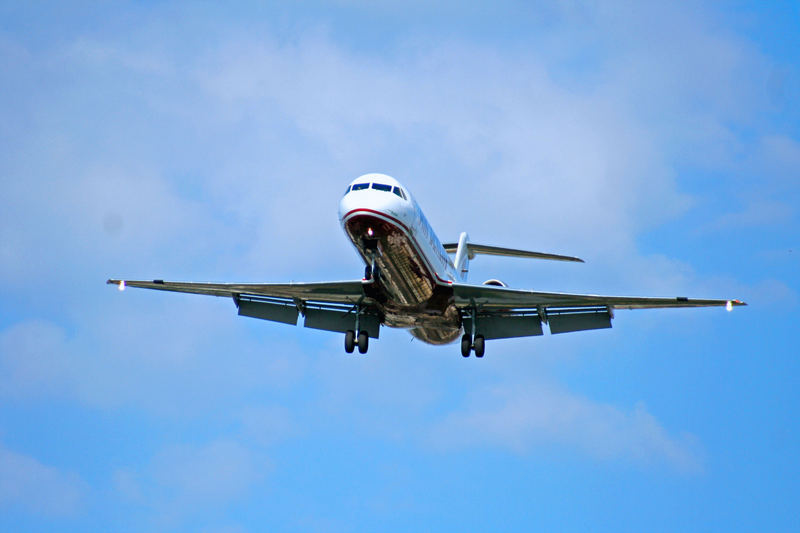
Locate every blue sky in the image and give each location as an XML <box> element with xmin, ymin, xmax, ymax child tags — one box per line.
<box><xmin>1</xmin><ymin>1</ymin><xmax>798</xmax><ymax>531</ymax></box>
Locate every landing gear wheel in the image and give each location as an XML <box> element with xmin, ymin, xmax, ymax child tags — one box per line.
<box><xmin>344</xmin><ymin>330</ymin><xmax>355</xmax><ymax>353</ymax></box>
<box><xmin>461</xmin><ymin>334</ymin><xmax>472</xmax><ymax>357</ymax></box>
<box><xmin>357</xmin><ymin>331</ymin><xmax>369</xmax><ymax>354</ymax></box>
<box><xmin>364</xmin><ymin>265</ymin><xmax>372</xmax><ymax>280</ymax></box>
<box><xmin>473</xmin><ymin>335</ymin><xmax>485</xmax><ymax>358</ymax></box>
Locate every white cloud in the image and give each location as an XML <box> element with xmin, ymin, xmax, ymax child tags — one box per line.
<box><xmin>114</xmin><ymin>439</ymin><xmax>267</xmax><ymax>526</ymax></box>
<box><xmin>239</xmin><ymin>405</ymin><xmax>297</xmax><ymax>445</ymax></box>
<box><xmin>430</xmin><ymin>382</ymin><xmax>702</xmax><ymax>472</ymax></box>
<box><xmin>112</xmin><ymin>438</ymin><xmax>268</xmax><ymax>530</ymax></box>
<box><xmin>0</xmin><ymin>444</ymin><xmax>86</xmax><ymax>516</ymax></box>
<box><xmin>0</xmin><ymin>310</ymin><xmax>309</xmax><ymax>415</ymax></box>
<box><xmin>150</xmin><ymin>440</ymin><xmax>264</xmax><ymax>504</ymax></box>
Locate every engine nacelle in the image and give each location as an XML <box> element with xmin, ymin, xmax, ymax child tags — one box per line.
<box><xmin>482</xmin><ymin>279</ymin><xmax>508</xmax><ymax>287</ymax></box>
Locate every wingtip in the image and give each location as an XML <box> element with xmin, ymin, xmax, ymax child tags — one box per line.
<box><xmin>107</xmin><ymin>279</ymin><xmax>126</xmax><ymax>291</ymax></box>
<box><xmin>726</xmin><ymin>299</ymin><xmax>747</xmax><ymax>311</ymax></box>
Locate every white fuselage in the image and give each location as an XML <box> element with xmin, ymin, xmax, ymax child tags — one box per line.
<box><xmin>338</xmin><ymin>173</ymin><xmax>462</xmax><ymax>344</ymax></box>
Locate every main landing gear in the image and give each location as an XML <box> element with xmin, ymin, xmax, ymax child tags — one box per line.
<box><xmin>344</xmin><ymin>329</ymin><xmax>369</xmax><ymax>354</ymax></box>
<box><xmin>461</xmin><ymin>333</ymin><xmax>485</xmax><ymax>358</ymax></box>
<box><xmin>344</xmin><ymin>303</ymin><xmax>370</xmax><ymax>354</ymax></box>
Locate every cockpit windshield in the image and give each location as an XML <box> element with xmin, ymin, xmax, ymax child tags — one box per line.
<box><xmin>346</xmin><ymin>181</ymin><xmax>407</xmax><ymax>200</ymax></box>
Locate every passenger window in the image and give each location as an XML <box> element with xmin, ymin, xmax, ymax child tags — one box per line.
<box><xmin>372</xmin><ymin>183</ymin><xmax>392</xmax><ymax>192</ymax></box>
<box><xmin>351</xmin><ymin>183</ymin><xmax>369</xmax><ymax>191</ymax></box>
<box><xmin>392</xmin><ymin>186</ymin><xmax>406</xmax><ymax>199</ymax></box>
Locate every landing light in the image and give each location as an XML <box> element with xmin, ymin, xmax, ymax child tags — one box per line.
<box><xmin>367</xmin><ymin>227</ymin><xmax>374</xmax><ymax>237</ymax></box>
<box><xmin>726</xmin><ymin>300</ymin><xmax>733</xmax><ymax>312</ymax></box>
<box><xmin>119</xmin><ymin>280</ymin><xmax>126</xmax><ymax>291</ymax></box>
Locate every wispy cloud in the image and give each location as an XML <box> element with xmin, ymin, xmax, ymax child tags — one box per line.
<box><xmin>430</xmin><ymin>382</ymin><xmax>703</xmax><ymax>473</ymax></box>
<box><xmin>115</xmin><ymin>439</ymin><xmax>267</xmax><ymax>522</ymax></box>
<box><xmin>0</xmin><ymin>444</ymin><xmax>86</xmax><ymax>516</ymax></box>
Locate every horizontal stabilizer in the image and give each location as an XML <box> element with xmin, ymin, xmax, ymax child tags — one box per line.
<box><xmin>442</xmin><ymin>243</ymin><xmax>584</xmax><ymax>263</ymax></box>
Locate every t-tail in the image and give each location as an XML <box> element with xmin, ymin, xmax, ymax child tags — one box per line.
<box><xmin>444</xmin><ymin>232</ymin><xmax>585</xmax><ymax>282</ymax></box>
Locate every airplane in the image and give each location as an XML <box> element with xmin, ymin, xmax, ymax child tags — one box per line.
<box><xmin>107</xmin><ymin>173</ymin><xmax>746</xmax><ymax>357</ymax></box>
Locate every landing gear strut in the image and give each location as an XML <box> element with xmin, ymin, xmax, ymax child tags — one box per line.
<box><xmin>364</xmin><ymin>262</ymin><xmax>380</xmax><ymax>282</ymax></box>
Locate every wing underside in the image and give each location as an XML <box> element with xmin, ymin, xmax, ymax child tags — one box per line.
<box><xmin>107</xmin><ymin>279</ymin><xmax>382</xmax><ymax>338</ymax></box>
<box><xmin>452</xmin><ymin>282</ymin><xmax>746</xmax><ymax>338</ymax></box>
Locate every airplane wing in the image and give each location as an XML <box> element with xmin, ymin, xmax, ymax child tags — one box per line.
<box><xmin>107</xmin><ymin>278</ymin><xmax>382</xmax><ymax>338</ymax></box>
<box><xmin>107</xmin><ymin>278</ymin><xmax>368</xmax><ymax>304</ymax></box>
<box><xmin>451</xmin><ymin>282</ymin><xmax>746</xmax><ymax>338</ymax></box>
<box><xmin>451</xmin><ymin>282</ymin><xmax>746</xmax><ymax>310</ymax></box>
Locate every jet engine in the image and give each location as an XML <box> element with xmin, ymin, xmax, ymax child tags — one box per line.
<box><xmin>482</xmin><ymin>279</ymin><xmax>508</xmax><ymax>287</ymax></box>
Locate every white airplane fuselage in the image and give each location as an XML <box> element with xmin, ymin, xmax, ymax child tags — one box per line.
<box><xmin>338</xmin><ymin>173</ymin><xmax>463</xmax><ymax>344</ymax></box>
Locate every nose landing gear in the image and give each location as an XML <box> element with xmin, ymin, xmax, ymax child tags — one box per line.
<box><xmin>364</xmin><ymin>261</ymin><xmax>381</xmax><ymax>282</ymax></box>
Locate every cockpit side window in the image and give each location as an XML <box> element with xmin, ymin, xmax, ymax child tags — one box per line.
<box><xmin>351</xmin><ymin>183</ymin><xmax>369</xmax><ymax>191</ymax></box>
<box><xmin>372</xmin><ymin>183</ymin><xmax>392</xmax><ymax>192</ymax></box>
<box><xmin>343</xmin><ymin>185</ymin><xmax>351</xmax><ymax>196</ymax></box>
<box><xmin>392</xmin><ymin>186</ymin><xmax>406</xmax><ymax>200</ymax></box>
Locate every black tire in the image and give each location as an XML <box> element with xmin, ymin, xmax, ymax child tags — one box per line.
<box><xmin>357</xmin><ymin>331</ymin><xmax>369</xmax><ymax>354</ymax></box>
<box><xmin>364</xmin><ymin>265</ymin><xmax>372</xmax><ymax>280</ymax></box>
<box><xmin>344</xmin><ymin>330</ymin><xmax>355</xmax><ymax>353</ymax></box>
<box><xmin>474</xmin><ymin>335</ymin><xmax>485</xmax><ymax>358</ymax></box>
<box><xmin>461</xmin><ymin>334</ymin><xmax>472</xmax><ymax>357</ymax></box>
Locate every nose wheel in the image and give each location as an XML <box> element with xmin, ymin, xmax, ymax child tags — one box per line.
<box><xmin>364</xmin><ymin>263</ymin><xmax>381</xmax><ymax>282</ymax></box>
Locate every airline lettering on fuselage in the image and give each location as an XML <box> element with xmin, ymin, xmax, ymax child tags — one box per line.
<box><xmin>413</xmin><ymin>202</ymin><xmax>454</xmax><ymax>281</ymax></box>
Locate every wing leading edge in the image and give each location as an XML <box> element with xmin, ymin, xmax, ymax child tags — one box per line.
<box><xmin>106</xmin><ymin>279</ymin><xmax>369</xmax><ymax>304</ymax></box>
<box><xmin>451</xmin><ymin>282</ymin><xmax>746</xmax><ymax>310</ymax></box>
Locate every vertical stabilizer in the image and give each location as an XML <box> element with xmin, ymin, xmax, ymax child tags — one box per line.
<box><xmin>453</xmin><ymin>232</ymin><xmax>470</xmax><ymax>281</ymax></box>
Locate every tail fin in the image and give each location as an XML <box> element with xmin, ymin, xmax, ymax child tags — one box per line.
<box><xmin>452</xmin><ymin>232</ymin><xmax>471</xmax><ymax>281</ymax></box>
<box><xmin>444</xmin><ymin>239</ymin><xmax>584</xmax><ymax>278</ymax></box>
